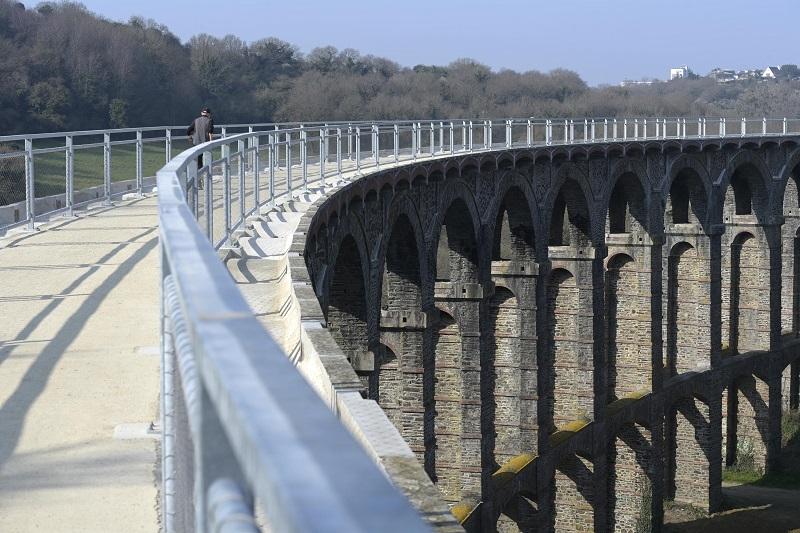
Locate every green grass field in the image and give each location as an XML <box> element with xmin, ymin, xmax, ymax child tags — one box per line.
<box><xmin>31</xmin><ymin>139</ymin><xmax>194</xmax><ymax>197</ymax></box>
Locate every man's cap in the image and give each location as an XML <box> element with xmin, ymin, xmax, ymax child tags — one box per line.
<box><xmin>201</xmin><ymin>107</ymin><xmax>211</xmax><ymax>114</ymax></box>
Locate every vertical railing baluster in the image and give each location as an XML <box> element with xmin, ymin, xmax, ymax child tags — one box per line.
<box><xmin>253</xmin><ymin>134</ymin><xmax>261</xmax><ymax>206</ymax></box>
<box><xmin>337</xmin><ymin>128</ymin><xmax>342</xmax><ymax>175</ymax></box>
<box><xmin>103</xmin><ymin>132</ymin><xmax>112</xmax><ymax>205</ymax></box>
<box><xmin>66</xmin><ymin>135</ymin><xmax>74</xmax><ymax>218</ymax></box>
<box><xmin>394</xmin><ymin>124</ymin><xmax>399</xmax><ymax>163</ymax></box>
<box><xmin>136</xmin><ymin>130</ymin><xmax>143</xmax><ymax>195</ymax></box>
<box><xmin>301</xmin><ymin>128</ymin><xmax>308</xmax><ymax>191</ymax></box>
<box><xmin>165</xmin><ymin>128</ymin><xmax>172</xmax><ymax>164</ymax></box>
<box><xmin>286</xmin><ymin>132</ymin><xmax>293</xmax><ymax>197</ymax></box>
<box><xmin>223</xmin><ymin>142</ymin><xmax>231</xmax><ymax>244</ymax></box>
<box><xmin>238</xmin><ymin>139</ymin><xmax>246</xmax><ymax>222</ymax></box>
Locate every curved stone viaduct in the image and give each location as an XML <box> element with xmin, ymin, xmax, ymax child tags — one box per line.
<box><xmin>299</xmin><ymin>136</ymin><xmax>800</xmax><ymax>532</ymax></box>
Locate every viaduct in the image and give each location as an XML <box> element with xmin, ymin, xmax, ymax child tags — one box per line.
<box><xmin>296</xmin><ymin>135</ymin><xmax>800</xmax><ymax>532</ymax></box>
<box><xmin>4</xmin><ymin>119</ymin><xmax>800</xmax><ymax>533</ymax></box>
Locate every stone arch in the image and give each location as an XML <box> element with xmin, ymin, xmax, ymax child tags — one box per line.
<box><xmin>666</xmin><ymin>242</ymin><xmax>710</xmax><ymax>374</ymax></box>
<box><xmin>489</xmin><ymin>183</ymin><xmax>538</xmax><ymax>262</ymax></box>
<box><xmin>376</xmin><ymin>213</ymin><xmax>426</xmax><ymax>461</ymax></box>
<box><xmin>377</xmin><ymin>192</ymin><xmax>431</xmax><ymax>297</ymax></box>
<box><xmin>607</xmin><ymin>423</ymin><xmax>655</xmax><ymax>533</ymax></box>
<box><xmin>605</xmin><ymin>171</ymin><xmax>648</xmax><ymax>235</ymax></box>
<box><xmin>547</xmin><ymin>178</ymin><xmax>593</xmax><ymax>248</ymax></box>
<box><xmin>326</xmin><ymin>234</ymin><xmax>371</xmax><ymax>386</ymax></box>
<box><xmin>664</xmin><ymin>162</ymin><xmax>710</xmax><ymax>228</ymax></box>
<box><xmin>725</xmin><ymin>231</ymin><xmax>769</xmax><ymax>353</ymax></box>
<box><xmin>717</xmin><ymin>153</ymin><xmax>771</xmax><ymax>224</ymax></box>
<box><xmin>780</xmin><ymin>162</ymin><xmax>800</xmax><ymax>336</ymax></box>
<box><xmin>603</xmin><ymin>159</ymin><xmax>650</xmax><ymax>233</ymax></box>
<box><xmin>434</xmin><ymin>196</ymin><xmax>480</xmax><ymax>283</ymax></box>
<box><xmin>605</xmin><ymin>253</ymin><xmax>651</xmax><ymax>400</ymax></box>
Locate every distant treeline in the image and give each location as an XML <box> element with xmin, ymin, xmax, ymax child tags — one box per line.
<box><xmin>3</xmin><ymin>0</ymin><xmax>800</xmax><ymax>134</ymax></box>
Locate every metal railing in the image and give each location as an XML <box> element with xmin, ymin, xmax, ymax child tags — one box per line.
<box><xmin>5</xmin><ymin>116</ymin><xmax>800</xmax><ymax>239</ymax></box>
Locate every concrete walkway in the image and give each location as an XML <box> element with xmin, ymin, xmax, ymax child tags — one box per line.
<box><xmin>0</xmin><ymin>197</ymin><xmax>160</xmax><ymax>532</ymax></box>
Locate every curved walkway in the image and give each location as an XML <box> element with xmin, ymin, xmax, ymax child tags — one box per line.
<box><xmin>0</xmin><ymin>196</ymin><xmax>160</xmax><ymax>532</ymax></box>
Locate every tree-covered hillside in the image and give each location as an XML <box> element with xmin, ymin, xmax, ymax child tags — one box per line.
<box><xmin>2</xmin><ymin>0</ymin><xmax>800</xmax><ymax>134</ymax></box>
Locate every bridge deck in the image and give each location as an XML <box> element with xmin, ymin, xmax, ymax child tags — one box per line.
<box><xmin>0</xmin><ymin>197</ymin><xmax>160</xmax><ymax>532</ymax></box>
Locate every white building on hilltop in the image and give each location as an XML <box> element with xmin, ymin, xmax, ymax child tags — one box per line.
<box><xmin>670</xmin><ymin>65</ymin><xmax>692</xmax><ymax>80</ymax></box>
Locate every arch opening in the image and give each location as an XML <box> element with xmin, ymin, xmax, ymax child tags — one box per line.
<box><xmin>549</xmin><ymin>179</ymin><xmax>591</xmax><ymax>247</ymax></box>
<box><xmin>327</xmin><ymin>235</ymin><xmax>369</xmax><ymax>382</ymax></box>
<box><xmin>436</xmin><ymin>198</ymin><xmax>478</xmax><ymax>282</ymax></box>
<box><xmin>607</xmin><ymin>172</ymin><xmax>646</xmax><ymax>235</ymax></box>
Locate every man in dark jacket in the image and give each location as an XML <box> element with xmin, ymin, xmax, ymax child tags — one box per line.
<box><xmin>187</xmin><ymin>107</ymin><xmax>215</xmax><ymax>170</ymax></box>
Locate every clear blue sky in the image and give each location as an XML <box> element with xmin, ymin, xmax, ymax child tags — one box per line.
<box><xmin>30</xmin><ymin>0</ymin><xmax>800</xmax><ymax>85</ymax></box>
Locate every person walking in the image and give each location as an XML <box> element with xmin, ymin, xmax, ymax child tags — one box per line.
<box><xmin>187</xmin><ymin>108</ymin><xmax>216</xmax><ymax>188</ymax></box>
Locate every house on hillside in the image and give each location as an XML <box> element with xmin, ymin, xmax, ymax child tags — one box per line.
<box><xmin>709</xmin><ymin>68</ymin><xmax>736</xmax><ymax>82</ymax></box>
<box><xmin>762</xmin><ymin>65</ymin><xmax>800</xmax><ymax>80</ymax></box>
<box><xmin>670</xmin><ymin>65</ymin><xmax>692</xmax><ymax>80</ymax></box>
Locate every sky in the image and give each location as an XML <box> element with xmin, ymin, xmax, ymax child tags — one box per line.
<box><xmin>27</xmin><ymin>0</ymin><xmax>800</xmax><ymax>86</ymax></box>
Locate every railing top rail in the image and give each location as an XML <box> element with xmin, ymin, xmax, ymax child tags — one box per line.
<box><xmin>8</xmin><ymin>115</ymin><xmax>800</xmax><ymax>144</ymax></box>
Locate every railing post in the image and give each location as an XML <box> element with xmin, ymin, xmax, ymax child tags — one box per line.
<box><xmin>563</xmin><ymin>120</ymin><xmax>569</xmax><ymax>143</ymax></box>
<box><xmin>591</xmin><ymin>119</ymin><xmax>596</xmax><ymax>142</ymax></box>
<box><xmin>623</xmin><ymin>119</ymin><xmax>628</xmax><ymax>141</ymax></box>
<box><xmin>204</xmin><ymin>151</ymin><xmax>213</xmax><ymax>239</ymax></box>
<box><xmin>462</xmin><ymin>120</ymin><xmax>467</xmax><ymax>151</ymax></box>
<box><xmin>634</xmin><ymin>119</ymin><xmax>639</xmax><ymax>140</ymax></box>
<box><xmin>136</xmin><ymin>130</ymin><xmax>144</xmax><ymax>195</ymax></box>
<box><xmin>527</xmin><ymin>119</ymin><xmax>532</xmax><ymax>147</ymax></box>
<box><xmin>393</xmin><ymin>123</ymin><xmax>399</xmax><ymax>163</ymax></box>
<box><xmin>604</xmin><ymin>119</ymin><xmax>608</xmax><ymax>141</ymax></box>
<box><xmin>449</xmin><ymin>122</ymin><xmax>454</xmax><ymax>153</ymax></box>
<box><xmin>612</xmin><ymin>119</ymin><xmax>618</xmax><ymax>140</ymax></box>
<box><xmin>439</xmin><ymin>121</ymin><xmax>445</xmax><ymax>153</ymax></box>
<box><xmin>300</xmin><ymin>127</ymin><xmax>308</xmax><ymax>191</ymax></box>
<box><xmin>546</xmin><ymin>119</ymin><xmax>552</xmax><ymax>145</ymax></box>
<box><xmin>65</xmin><ymin>135</ymin><xmax>74</xmax><ymax>218</ymax></box>
<box><xmin>23</xmin><ymin>138</ymin><xmax>35</xmax><ymax>230</ymax></box>
<box><xmin>269</xmin><ymin>134</ymin><xmax>276</xmax><ymax>204</ymax></box>
<box><xmin>373</xmin><ymin>124</ymin><xmax>380</xmax><ymax>167</ymax></box>
<box><xmin>103</xmin><ymin>132</ymin><xmax>112</xmax><ymax>206</ymax></box>
<box><xmin>187</xmin><ymin>158</ymin><xmax>198</xmax><ymax>217</ymax></box>
<box><xmin>721</xmin><ymin>117</ymin><xmax>726</xmax><ymax>137</ymax></box>
<box><xmin>165</xmin><ymin>128</ymin><xmax>172</xmax><ymax>164</ymax></box>
<box><xmin>322</xmin><ymin>124</ymin><xmax>328</xmax><ymax>165</ymax></box>
<box><xmin>681</xmin><ymin>118</ymin><xmax>687</xmax><ymax>139</ymax></box>
<box><xmin>417</xmin><ymin>121</ymin><xmax>422</xmax><ymax>156</ymax></box>
<box><xmin>429</xmin><ymin>121</ymin><xmax>435</xmax><ymax>155</ymax></box>
<box><xmin>286</xmin><ymin>132</ymin><xmax>293</xmax><ymax>197</ymax></box>
<box><xmin>784</xmin><ymin>117</ymin><xmax>788</xmax><ymax>135</ymax></box>
<box><xmin>253</xmin><ymin>134</ymin><xmax>261</xmax><ymax>205</ymax></box>
<box><xmin>222</xmin><ymin>143</ymin><xmax>231</xmax><ymax>242</ymax></box>
<box><xmin>742</xmin><ymin>117</ymin><xmax>747</xmax><ymax>136</ymax></box>
<box><xmin>347</xmin><ymin>124</ymin><xmax>353</xmax><ymax>161</ymax></box>
<box><xmin>412</xmin><ymin>123</ymin><xmax>417</xmax><ymax>159</ymax></box>
<box><xmin>762</xmin><ymin>117</ymin><xmax>767</xmax><ymax>135</ymax></box>
<box><xmin>506</xmin><ymin>119</ymin><xmax>512</xmax><ymax>148</ymax></box>
<box><xmin>468</xmin><ymin>121</ymin><xmax>474</xmax><ymax>151</ymax></box>
<box><xmin>355</xmin><ymin>127</ymin><xmax>361</xmax><ymax>172</ymax></box>
<box><xmin>318</xmin><ymin>128</ymin><xmax>325</xmax><ymax>181</ymax></box>
<box><xmin>238</xmin><ymin>139</ymin><xmax>246</xmax><ymax>221</ymax></box>
<box><xmin>337</xmin><ymin>128</ymin><xmax>343</xmax><ymax>175</ymax></box>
